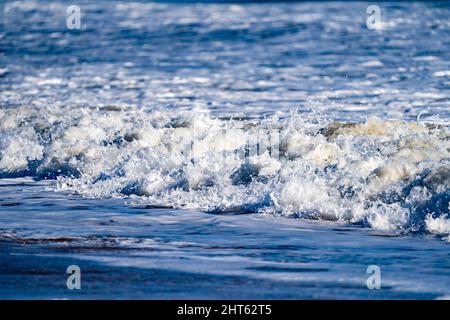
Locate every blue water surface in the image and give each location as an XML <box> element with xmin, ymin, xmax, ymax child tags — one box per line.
<box><xmin>0</xmin><ymin>1</ymin><xmax>450</xmax><ymax>299</ymax></box>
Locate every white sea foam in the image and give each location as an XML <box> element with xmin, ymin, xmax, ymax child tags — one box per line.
<box><xmin>433</xmin><ymin>71</ymin><xmax>450</xmax><ymax>77</ymax></box>
<box><xmin>426</xmin><ymin>213</ymin><xmax>450</xmax><ymax>242</ymax></box>
<box><xmin>1</xmin><ymin>106</ymin><xmax>449</xmax><ymax>240</ymax></box>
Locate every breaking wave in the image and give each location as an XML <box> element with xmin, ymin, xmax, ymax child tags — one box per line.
<box><xmin>1</xmin><ymin>105</ymin><xmax>450</xmax><ymax>241</ymax></box>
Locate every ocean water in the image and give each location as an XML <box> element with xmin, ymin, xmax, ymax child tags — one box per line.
<box><xmin>1</xmin><ymin>0</ymin><xmax>450</xmax><ymax>299</ymax></box>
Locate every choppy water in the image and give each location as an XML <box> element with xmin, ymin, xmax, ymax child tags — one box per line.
<box><xmin>1</xmin><ymin>1</ymin><xmax>450</xmax><ymax>299</ymax></box>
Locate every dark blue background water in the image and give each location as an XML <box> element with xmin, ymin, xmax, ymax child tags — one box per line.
<box><xmin>2</xmin><ymin>1</ymin><xmax>449</xmax><ymax>120</ymax></box>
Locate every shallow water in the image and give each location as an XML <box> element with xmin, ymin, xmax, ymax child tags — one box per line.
<box><xmin>1</xmin><ymin>1</ymin><xmax>450</xmax><ymax>299</ymax></box>
<box><xmin>1</xmin><ymin>178</ymin><xmax>450</xmax><ymax>299</ymax></box>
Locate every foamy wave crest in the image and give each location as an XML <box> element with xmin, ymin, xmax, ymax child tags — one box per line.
<box><xmin>1</xmin><ymin>106</ymin><xmax>450</xmax><ymax>240</ymax></box>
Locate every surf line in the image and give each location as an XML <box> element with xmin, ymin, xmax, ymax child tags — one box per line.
<box><xmin>177</xmin><ymin>304</ymin><xmax>212</xmax><ymax>318</ymax></box>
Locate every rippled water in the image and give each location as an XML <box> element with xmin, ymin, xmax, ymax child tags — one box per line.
<box><xmin>2</xmin><ymin>0</ymin><xmax>450</xmax><ymax>120</ymax></box>
<box><xmin>1</xmin><ymin>1</ymin><xmax>450</xmax><ymax>299</ymax></box>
